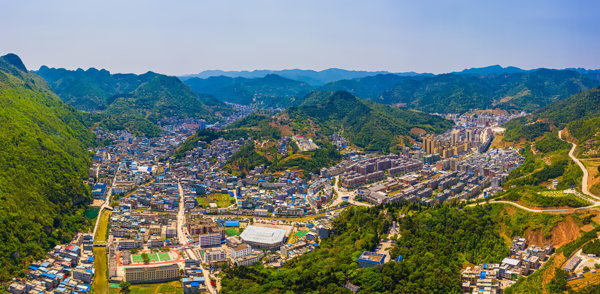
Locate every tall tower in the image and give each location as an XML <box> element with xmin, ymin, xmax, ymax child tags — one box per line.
<box><xmin>451</xmin><ymin>129</ymin><xmax>460</xmax><ymax>146</ymax></box>
<box><xmin>466</xmin><ymin>129</ymin><xmax>473</xmax><ymax>142</ymax></box>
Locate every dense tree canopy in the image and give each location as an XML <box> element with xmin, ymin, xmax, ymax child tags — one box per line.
<box><xmin>0</xmin><ymin>54</ymin><xmax>95</xmax><ymax>280</ymax></box>
<box><xmin>221</xmin><ymin>203</ymin><xmax>508</xmax><ymax>294</ymax></box>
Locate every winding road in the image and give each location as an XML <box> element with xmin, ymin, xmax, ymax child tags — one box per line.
<box><xmin>471</xmin><ymin>130</ymin><xmax>600</xmax><ymax>213</ymax></box>
<box><xmin>560</xmin><ymin>130</ymin><xmax>600</xmax><ymax>202</ymax></box>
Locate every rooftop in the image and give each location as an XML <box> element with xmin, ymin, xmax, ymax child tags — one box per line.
<box><xmin>240</xmin><ymin>225</ymin><xmax>286</xmax><ymax>245</ymax></box>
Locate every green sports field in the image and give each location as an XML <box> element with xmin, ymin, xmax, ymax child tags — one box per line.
<box><xmin>158</xmin><ymin>251</ymin><xmax>171</xmax><ymax>261</ymax></box>
<box><xmin>132</xmin><ymin>251</ymin><xmax>171</xmax><ymax>263</ymax></box>
<box><xmin>225</xmin><ymin>228</ymin><xmax>240</xmax><ymax>236</ymax></box>
<box><xmin>132</xmin><ymin>252</ymin><xmax>158</xmax><ymax>263</ymax></box>
<box><xmin>294</xmin><ymin>231</ymin><xmax>307</xmax><ymax>238</ymax></box>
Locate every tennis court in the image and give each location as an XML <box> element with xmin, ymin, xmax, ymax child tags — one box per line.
<box><xmin>225</xmin><ymin>228</ymin><xmax>240</xmax><ymax>236</ymax></box>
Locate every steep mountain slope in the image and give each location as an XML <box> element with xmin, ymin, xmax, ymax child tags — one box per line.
<box><xmin>36</xmin><ymin>66</ymin><xmax>158</xmax><ymax>110</ymax></box>
<box><xmin>0</xmin><ymin>54</ymin><xmax>95</xmax><ymax>280</ymax></box>
<box><xmin>379</xmin><ymin>69</ymin><xmax>599</xmax><ymax>113</ymax></box>
<box><xmin>91</xmin><ymin>75</ymin><xmax>234</xmax><ymax>137</ymax></box>
<box><xmin>183</xmin><ymin>74</ymin><xmax>313</xmax><ymax>108</ymax></box>
<box><xmin>281</xmin><ymin>91</ymin><xmax>453</xmax><ymax>152</ymax></box>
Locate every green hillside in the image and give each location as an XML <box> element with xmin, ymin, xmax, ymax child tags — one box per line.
<box><xmin>533</xmin><ymin>87</ymin><xmax>600</xmax><ymax>126</ymax></box>
<box><xmin>283</xmin><ymin>91</ymin><xmax>453</xmax><ymax>152</ymax></box>
<box><xmin>89</xmin><ymin>75</ymin><xmax>235</xmax><ymax>137</ymax></box>
<box><xmin>0</xmin><ymin>54</ymin><xmax>95</xmax><ymax>280</ymax></box>
<box><xmin>503</xmin><ymin>87</ymin><xmax>600</xmax><ymax>143</ymax></box>
<box><xmin>37</xmin><ymin>66</ymin><xmax>236</xmax><ymax>137</ymax></box>
<box><xmin>183</xmin><ymin>74</ymin><xmax>313</xmax><ymax>108</ymax></box>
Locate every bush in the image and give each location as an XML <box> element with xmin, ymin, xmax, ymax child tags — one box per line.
<box><xmin>583</xmin><ymin>239</ymin><xmax>600</xmax><ymax>255</ymax></box>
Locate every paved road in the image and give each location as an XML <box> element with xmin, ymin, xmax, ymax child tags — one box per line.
<box><xmin>176</xmin><ymin>181</ymin><xmax>189</xmax><ymax>246</ymax></box>
<box><xmin>470</xmin><ymin>200</ymin><xmax>599</xmax><ymax>213</ymax></box>
<box><xmin>177</xmin><ymin>181</ymin><xmax>217</xmax><ymax>293</ymax></box>
<box><xmin>328</xmin><ymin>176</ymin><xmax>373</xmax><ymax>208</ymax></box>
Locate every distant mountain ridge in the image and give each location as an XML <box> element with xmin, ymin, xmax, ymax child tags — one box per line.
<box><xmin>452</xmin><ymin>65</ymin><xmax>530</xmax><ymax>75</ymax></box>
<box><xmin>183</xmin><ymin>74</ymin><xmax>313</xmax><ymax>108</ymax></box>
<box><xmin>179</xmin><ymin>68</ymin><xmax>430</xmax><ymax>86</ymax></box>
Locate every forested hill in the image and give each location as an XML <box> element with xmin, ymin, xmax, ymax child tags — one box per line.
<box><xmin>532</xmin><ymin>87</ymin><xmax>600</xmax><ymax>126</ymax></box>
<box><xmin>36</xmin><ymin>66</ymin><xmax>236</xmax><ymax>137</ymax></box>
<box><xmin>89</xmin><ymin>75</ymin><xmax>236</xmax><ymax>137</ymax></box>
<box><xmin>221</xmin><ymin>203</ymin><xmax>508</xmax><ymax>293</ymax></box>
<box><xmin>183</xmin><ymin>74</ymin><xmax>313</xmax><ymax>108</ymax></box>
<box><xmin>0</xmin><ymin>54</ymin><xmax>96</xmax><ymax>280</ymax></box>
<box><xmin>281</xmin><ymin>91</ymin><xmax>453</xmax><ymax>152</ymax></box>
<box><xmin>36</xmin><ymin>66</ymin><xmax>158</xmax><ymax>110</ymax></box>
<box><xmin>319</xmin><ymin>69</ymin><xmax>599</xmax><ymax>113</ymax></box>
<box><xmin>317</xmin><ymin>74</ymin><xmax>410</xmax><ymax>101</ymax></box>
<box><xmin>502</xmin><ymin>87</ymin><xmax>600</xmax><ymax>143</ymax></box>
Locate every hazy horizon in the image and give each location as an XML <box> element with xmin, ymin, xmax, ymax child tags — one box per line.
<box><xmin>3</xmin><ymin>0</ymin><xmax>600</xmax><ymax>75</ymax></box>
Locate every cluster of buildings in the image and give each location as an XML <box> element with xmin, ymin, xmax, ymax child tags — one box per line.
<box><xmin>420</xmin><ymin>126</ymin><xmax>493</xmax><ymax>160</ymax></box>
<box><xmin>182</xmin><ymin>137</ymin><xmax>246</xmax><ymax>168</ymax></box>
<box><xmin>461</xmin><ymin>237</ymin><xmax>554</xmax><ymax>293</ymax></box>
<box><xmin>331</xmin><ymin>133</ymin><xmax>349</xmax><ymax>150</ymax></box>
<box><xmin>355</xmin><ymin>147</ymin><xmax>523</xmax><ymax>206</ymax></box>
<box><xmin>338</xmin><ymin>154</ymin><xmax>424</xmax><ymax>188</ymax></box>
<box><xmin>436</xmin><ymin>111</ymin><xmax>527</xmax><ymax>128</ymax></box>
<box><xmin>292</xmin><ymin>135</ymin><xmax>319</xmax><ymax>152</ymax></box>
<box><xmin>435</xmin><ymin>148</ymin><xmax>523</xmax><ymax>195</ymax></box>
<box><xmin>108</xmin><ymin>208</ymin><xmax>180</xmax><ymax>253</ymax></box>
<box><xmin>8</xmin><ymin>233</ymin><xmax>96</xmax><ymax>294</ymax></box>
<box><xmin>159</xmin><ymin>116</ymin><xmax>207</xmax><ymax>135</ymax></box>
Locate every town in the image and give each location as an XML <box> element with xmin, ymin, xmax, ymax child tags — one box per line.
<box><xmin>4</xmin><ymin>108</ymin><xmax>539</xmax><ymax>294</ymax></box>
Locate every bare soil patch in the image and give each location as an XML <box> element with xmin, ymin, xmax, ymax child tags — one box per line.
<box><xmin>410</xmin><ymin>127</ymin><xmax>426</xmax><ymax>135</ymax></box>
<box><xmin>524</xmin><ymin>216</ymin><xmax>581</xmax><ymax>248</ymax></box>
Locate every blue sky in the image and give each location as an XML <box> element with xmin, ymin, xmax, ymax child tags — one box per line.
<box><xmin>2</xmin><ymin>0</ymin><xmax>599</xmax><ymax>75</ymax></box>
